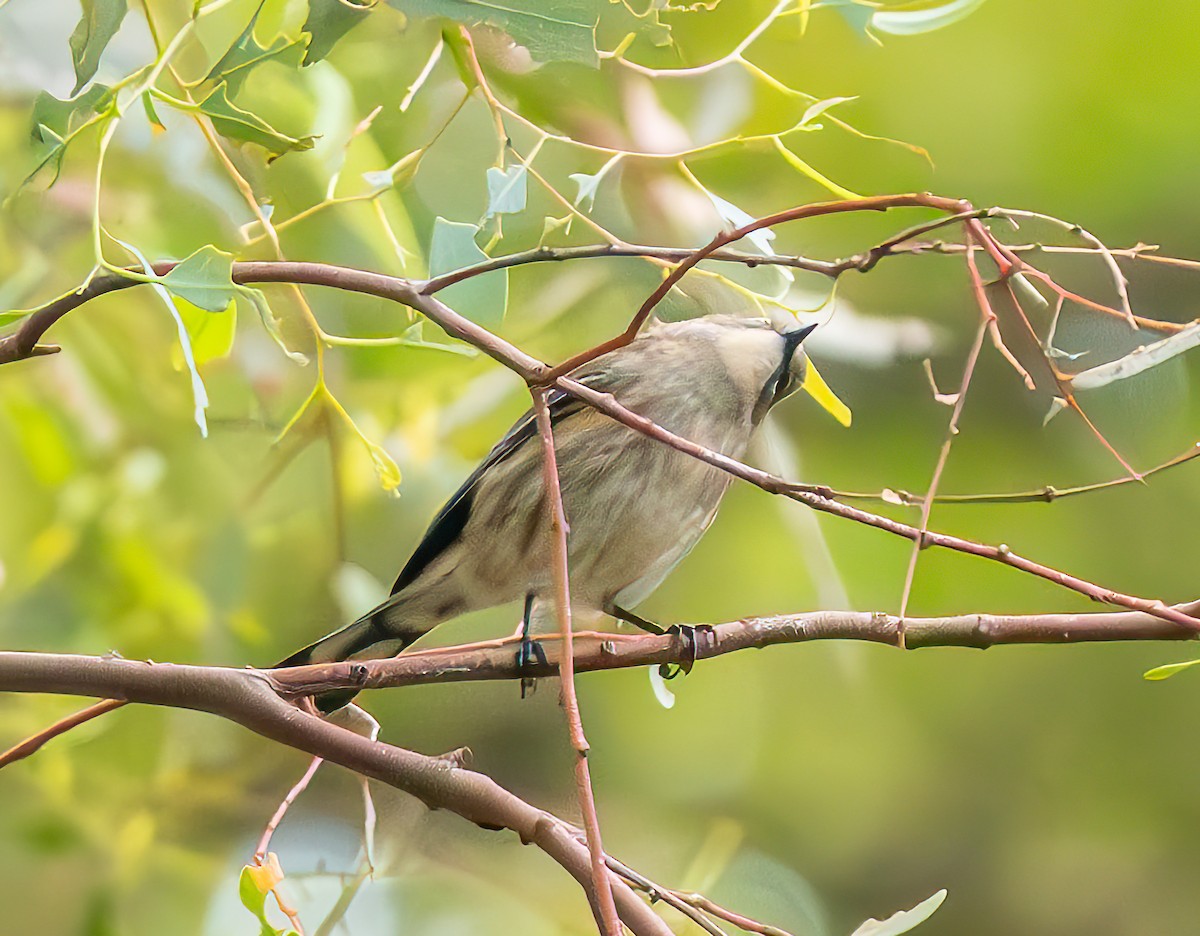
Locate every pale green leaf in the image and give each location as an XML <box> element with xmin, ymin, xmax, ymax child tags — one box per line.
<box><xmin>484</xmin><ymin>165</ymin><xmax>527</xmax><ymax>217</ymax></box>
<box><xmin>1144</xmin><ymin>658</ymin><xmax>1200</xmax><ymax>681</ymax></box>
<box><xmin>703</xmin><ymin>190</ymin><xmax>777</xmax><ymax>257</ymax></box>
<box><xmin>774</xmin><ymin>138</ymin><xmax>862</xmax><ymax>200</ymax></box>
<box><xmin>161</xmin><ymin>245</ymin><xmax>236</xmax><ymax>312</ymax></box>
<box><xmin>568</xmin><ymin>153</ymin><xmax>620</xmax><ymax>210</ymax></box>
<box><xmin>851</xmin><ymin>890</ymin><xmax>948</xmax><ymax>936</ymax></box>
<box><xmin>1071</xmin><ymin>321</ymin><xmax>1200</xmax><ymax>392</ymax></box>
<box><xmin>800</xmin><ymin>95</ymin><xmax>858</xmax><ymax>128</ymax></box>
<box><xmin>239</xmin><ymin>286</ymin><xmax>310</xmax><ymax>364</ymax></box>
<box><xmin>114</xmin><ymin>238</ymin><xmax>210</xmax><ymax>438</ymax></box>
<box><xmin>428</xmin><ymin>217</ymin><xmax>507</xmax><ymax>326</ymax></box>
<box><xmin>68</xmin><ymin>0</ymin><xmax>127</xmax><ymax>94</ymax></box>
<box><xmin>872</xmin><ymin>0</ymin><xmax>988</xmax><ymax>36</ymax></box>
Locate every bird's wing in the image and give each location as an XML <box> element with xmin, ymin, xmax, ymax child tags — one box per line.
<box><xmin>390</xmin><ymin>373</ymin><xmax>612</xmax><ymax>594</ymax></box>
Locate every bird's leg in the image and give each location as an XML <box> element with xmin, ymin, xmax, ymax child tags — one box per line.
<box><xmin>516</xmin><ymin>593</ymin><xmax>547</xmax><ymax>698</ymax></box>
<box><xmin>607</xmin><ymin>603</ymin><xmax>667</xmax><ymax>635</ymax></box>
<box><xmin>608</xmin><ymin>603</ymin><xmax>701</xmax><ymax>680</ymax></box>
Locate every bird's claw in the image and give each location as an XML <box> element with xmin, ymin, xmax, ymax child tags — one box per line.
<box><xmin>657</xmin><ymin>624</ymin><xmax>711</xmax><ymax>680</ymax></box>
<box><xmin>516</xmin><ymin>636</ymin><xmax>548</xmax><ymax>698</ymax></box>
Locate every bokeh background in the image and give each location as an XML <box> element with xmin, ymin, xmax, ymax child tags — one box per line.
<box><xmin>2</xmin><ymin>1</ymin><xmax>1200</xmax><ymax>934</ymax></box>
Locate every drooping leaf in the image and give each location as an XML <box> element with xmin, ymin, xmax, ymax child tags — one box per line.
<box><xmin>1070</xmin><ymin>321</ymin><xmax>1200</xmax><ymax>392</ymax></box>
<box><xmin>173</xmin><ymin>295</ymin><xmax>237</xmax><ymax>366</ymax></box>
<box><xmin>702</xmin><ymin>190</ymin><xmax>777</xmax><ymax>257</ymax></box>
<box><xmin>239</xmin><ymin>286</ymin><xmax>310</xmax><ymax>364</ymax></box>
<box><xmin>850</xmin><ymin>890</ymin><xmax>948</xmax><ymax>936</ymax></box>
<box><xmin>161</xmin><ymin>245</ymin><xmax>236</xmax><ymax>312</ymax></box>
<box><xmin>302</xmin><ymin>0</ymin><xmax>375</xmax><ymax>66</ymax></box>
<box><xmin>872</xmin><ymin>0</ymin><xmax>988</xmax><ymax>36</ymax></box>
<box><xmin>428</xmin><ymin>217</ymin><xmax>507</xmax><ymax>325</ymax></box>
<box><xmin>484</xmin><ymin>165</ymin><xmax>528</xmax><ymax>217</ymax></box>
<box><xmin>391</xmin><ymin>0</ymin><xmax>601</xmax><ymax>66</ymax></box>
<box><xmin>27</xmin><ymin>84</ymin><xmax>116</xmax><ymax>187</ymax></box>
<box><xmin>568</xmin><ymin>153</ymin><xmax>620</xmax><ymax>210</ymax></box>
<box><xmin>196</xmin><ymin>84</ymin><xmax>317</xmax><ymax>160</ymax></box>
<box><xmin>774</xmin><ymin>138</ymin><xmax>862</xmax><ymax>200</ymax></box>
<box><xmin>800</xmin><ymin>95</ymin><xmax>858</xmax><ymax>128</ymax></box>
<box><xmin>68</xmin><ymin>0</ymin><xmax>128</xmax><ymax>94</ymax></box>
<box><xmin>113</xmin><ymin>238</ymin><xmax>211</xmax><ymax>438</ymax></box>
<box><xmin>141</xmin><ymin>92</ymin><xmax>166</xmax><ymax>133</ymax></box>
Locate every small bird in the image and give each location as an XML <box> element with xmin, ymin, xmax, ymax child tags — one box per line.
<box><xmin>279</xmin><ymin>314</ymin><xmax>817</xmax><ymax>709</ymax></box>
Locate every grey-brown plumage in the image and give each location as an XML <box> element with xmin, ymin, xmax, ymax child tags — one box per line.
<box><xmin>278</xmin><ymin>314</ymin><xmax>814</xmax><ymax>707</ymax></box>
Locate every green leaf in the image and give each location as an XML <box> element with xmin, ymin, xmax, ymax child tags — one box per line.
<box><xmin>799</xmin><ymin>95</ymin><xmax>858</xmax><ymax>128</ymax></box>
<box><xmin>68</xmin><ymin>0</ymin><xmax>128</xmax><ymax>94</ymax></box>
<box><xmin>302</xmin><ymin>0</ymin><xmax>375</xmax><ymax>66</ymax></box>
<box><xmin>851</xmin><ymin>890</ymin><xmax>948</xmax><ymax>936</ymax></box>
<box><xmin>205</xmin><ymin>0</ymin><xmax>305</xmax><ymax>92</ymax></box>
<box><xmin>872</xmin><ymin>0</ymin><xmax>988</xmax><ymax>36</ymax></box>
<box><xmin>161</xmin><ymin>246</ymin><xmax>236</xmax><ymax>312</ymax></box>
<box><xmin>114</xmin><ymin>238</ymin><xmax>210</xmax><ymax>437</ymax></box>
<box><xmin>195</xmin><ymin>84</ymin><xmax>317</xmax><ymax>160</ymax></box>
<box><xmin>141</xmin><ymin>91</ymin><xmax>166</xmax><ymax>133</ymax></box>
<box><xmin>1144</xmin><ymin>658</ymin><xmax>1200</xmax><ymax>681</ymax></box>
<box><xmin>237</xmin><ymin>866</ymin><xmax>295</xmax><ymax>936</ymax></box>
<box><xmin>428</xmin><ymin>217</ymin><xmax>507</xmax><ymax>326</ymax></box>
<box><xmin>174</xmin><ymin>296</ymin><xmax>237</xmax><ymax>366</ymax></box>
<box><xmin>27</xmin><ymin>84</ymin><xmax>116</xmax><ymax>187</ymax></box>
<box><xmin>703</xmin><ymin>190</ymin><xmax>777</xmax><ymax>257</ymax></box>
<box><xmin>484</xmin><ymin>165</ymin><xmax>527</xmax><ymax>217</ymax></box>
<box><xmin>391</xmin><ymin>0</ymin><xmax>601</xmax><ymax>66</ymax></box>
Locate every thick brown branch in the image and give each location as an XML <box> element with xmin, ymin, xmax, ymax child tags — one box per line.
<box><xmin>0</xmin><ymin>652</ymin><xmax>669</xmax><ymax>935</ymax></box>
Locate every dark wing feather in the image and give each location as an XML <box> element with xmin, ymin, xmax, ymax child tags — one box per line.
<box><xmin>390</xmin><ymin>387</ymin><xmax>586</xmax><ymax>593</ymax></box>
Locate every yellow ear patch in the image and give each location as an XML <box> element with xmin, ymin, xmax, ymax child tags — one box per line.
<box><xmin>802</xmin><ymin>359</ymin><xmax>852</xmax><ymax>427</ymax></box>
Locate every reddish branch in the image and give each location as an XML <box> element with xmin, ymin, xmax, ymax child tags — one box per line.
<box><xmin>532</xmin><ymin>387</ymin><xmax>621</xmax><ymax>935</ymax></box>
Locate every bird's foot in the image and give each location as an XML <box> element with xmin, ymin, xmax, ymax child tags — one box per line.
<box><xmin>657</xmin><ymin>624</ymin><xmax>713</xmax><ymax>680</ymax></box>
<box><xmin>516</xmin><ymin>635</ymin><xmax>548</xmax><ymax>699</ymax></box>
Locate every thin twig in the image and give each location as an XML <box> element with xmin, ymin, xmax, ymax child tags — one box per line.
<box><xmin>898</xmin><ymin>246</ymin><xmax>990</xmax><ymax>628</ymax></box>
<box><xmin>532</xmin><ymin>388</ymin><xmax>621</xmax><ymax>936</ymax></box>
<box><xmin>0</xmin><ymin>697</ymin><xmax>125</xmax><ymax>768</ymax></box>
<box><xmin>256</xmin><ymin>755</ymin><xmax>324</xmax><ymax>861</ymax></box>
<box><xmin>606</xmin><ymin>856</ymin><xmax>731</xmax><ymax>936</ymax></box>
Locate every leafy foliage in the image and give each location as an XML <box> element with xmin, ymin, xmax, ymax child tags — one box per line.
<box><xmin>6</xmin><ymin>0</ymin><xmax>1200</xmax><ymax>934</ymax></box>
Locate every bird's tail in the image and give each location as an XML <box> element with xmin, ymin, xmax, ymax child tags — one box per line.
<box><xmin>276</xmin><ymin>600</ymin><xmax>416</xmax><ymax>713</ymax></box>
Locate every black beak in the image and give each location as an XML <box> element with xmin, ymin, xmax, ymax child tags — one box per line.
<box><xmin>781</xmin><ymin>322</ymin><xmax>818</xmax><ymax>367</ymax></box>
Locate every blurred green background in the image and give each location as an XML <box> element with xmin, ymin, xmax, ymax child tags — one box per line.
<box><xmin>2</xmin><ymin>1</ymin><xmax>1200</xmax><ymax>934</ymax></box>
